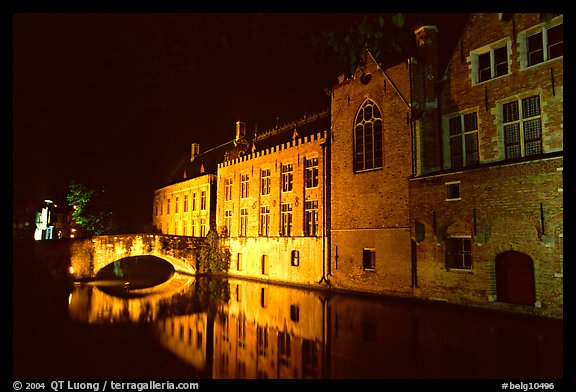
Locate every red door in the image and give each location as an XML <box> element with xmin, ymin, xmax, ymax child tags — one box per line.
<box><xmin>495</xmin><ymin>251</ymin><xmax>535</xmax><ymax>306</ymax></box>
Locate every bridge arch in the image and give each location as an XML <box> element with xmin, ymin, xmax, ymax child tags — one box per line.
<box><xmin>70</xmin><ymin>234</ymin><xmax>200</xmax><ymax>279</ymax></box>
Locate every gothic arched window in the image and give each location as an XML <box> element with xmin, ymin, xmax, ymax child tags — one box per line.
<box><xmin>354</xmin><ymin>100</ymin><xmax>383</xmax><ymax>172</ymax></box>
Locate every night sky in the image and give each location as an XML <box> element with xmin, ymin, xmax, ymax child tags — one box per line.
<box><xmin>13</xmin><ymin>12</ymin><xmax>463</xmax><ymax>230</ymax></box>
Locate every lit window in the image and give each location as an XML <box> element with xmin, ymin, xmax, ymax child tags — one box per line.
<box><xmin>240</xmin><ymin>208</ymin><xmax>248</xmax><ymax>237</ymax></box>
<box><xmin>200</xmin><ymin>190</ymin><xmax>207</xmax><ymax>210</ymax></box>
<box><xmin>281</xmin><ymin>164</ymin><xmax>293</xmax><ymax>192</ymax></box>
<box><xmin>224</xmin><ymin>178</ymin><xmax>233</xmax><ymax>201</ymax></box>
<box><xmin>304</xmin><ymin>200</ymin><xmax>318</xmax><ymax>236</ymax></box>
<box><xmin>445</xmin><ymin>237</ymin><xmax>472</xmax><ymax>270</ymax></box>
<box><xmin>449</xmin><ymin>112</ymin><xmax>479</xmax><ymax>168</ymax></box>
<box><xmin>224</xmin><ymin>210</ymin><xmax>232</xmax><ymax>237</ymax></box>
<box><xmin>183</xmin><ymin>194</ymin><xmax>188</xmax><ymax>212</ymax></box>
<box><xmin>241</xmin><ymin>174</ymin><xmax>250</xmax><ymax>198</ymax></box>
<box><xmin>281</xmin><ymin>203</ymin><xmax>292</xmax><ymax>236</ymax></box>
<box><xmin>260</xmin><ymin>206</ymin><xmax>270</xmax><ymax>237</ymax></box>
<box><xmin>175</xmin><ymin>196</ymin><xmax>179</xmax><ymax>213</ymax></box>
<box><xmin>260</xmin><ymin>169</ymin><xmax>271</xmax><ymax>195</ymax></box>
<box><xmin>305</xmin><ymin>157</ymin><xmax>319</xmax><ymax>188</ymax></box>
<box><xmin>354</xmin><ymin>100</ymin><xmax>383</xmax><ymax>172</ymax></box>
<box><xmin>200</xmin><ymin>218</ymin><xmax>206</xmax><ymax>237</ymax></box>
<box><xmin>502</xmin><ymin>95</ymin><xmax>542</xmax><ymax>159</ymax></box>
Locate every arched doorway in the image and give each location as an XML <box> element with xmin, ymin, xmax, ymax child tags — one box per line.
<box><xmin>495</xmin><ymin>251</ymin><xmax>535</xmax><ymax>305</ymax></box>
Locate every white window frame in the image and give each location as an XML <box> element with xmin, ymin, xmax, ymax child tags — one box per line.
<box><xmin>470</xmin><ymin>38</ymin><xmax>510</xmax><ymax>85</ymax></box>
<box><xmin>519</xmin><ymin>16</ymin><xmax>563</xmax><ymax>69</ymax></box>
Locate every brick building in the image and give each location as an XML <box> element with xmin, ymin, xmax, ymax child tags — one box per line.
<box><xmin>408</xmin><ymin>13</ymin><xmax>563</xmax><ymax>317</ymax></box>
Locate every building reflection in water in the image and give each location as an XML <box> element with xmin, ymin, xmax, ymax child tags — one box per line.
<box><xmin>68</xmin><ymin>276</ymin><xmax>562</xmax><ymax>379</ymax></box>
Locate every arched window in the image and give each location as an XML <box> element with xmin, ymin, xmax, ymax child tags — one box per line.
<box><xmin>354</xmin><ymin>100</ymin><xmax>383</xmax><ymax>172</ymax></box>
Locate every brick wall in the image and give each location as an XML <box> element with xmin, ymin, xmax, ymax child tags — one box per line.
<box><xmin>329</xmin><ymin>52</ymin><xmax>414</xmax><ymax>295</ymax></box>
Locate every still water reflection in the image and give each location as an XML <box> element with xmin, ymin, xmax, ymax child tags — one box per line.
<box><xmin>67</xmin><ymin>275</ymin><xmax>563</xmax><ymax>379</ymax></box>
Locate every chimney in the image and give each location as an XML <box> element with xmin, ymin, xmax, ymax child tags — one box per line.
<box><xmin>190</xmin><ymin>143</ymin><xmax>200</xmax><ymax>161</ymax></box>
<box><xmin>236</xmin><ymin>121</ymin><xmax>246</xmax><ymax>141</ymax></box>
<box><xmin>413</xmin><ymin>25</ymin><xmax>441</xmax><ymax>174</ymax></box>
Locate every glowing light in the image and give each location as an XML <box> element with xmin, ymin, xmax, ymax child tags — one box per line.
<box><xmin>69</xmin><ymin>266</ymin><xmax>75</xmax><ymax>275</ymax></box>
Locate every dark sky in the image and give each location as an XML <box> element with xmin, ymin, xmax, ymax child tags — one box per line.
<box><xmin>13</xmin><ymin>14</ymin><xmax>345</xmax><ymax>216</ymax></box>
<box><xmin>12</xmin><ymin>13</ymin><xmax>465</xmax><ymax>230</ymax></box>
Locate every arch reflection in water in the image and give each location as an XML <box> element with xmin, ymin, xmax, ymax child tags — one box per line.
<box><xmin>68</xmin><ymin>276</ymin><xmax>562</xmax><ymax>379</ymax></box>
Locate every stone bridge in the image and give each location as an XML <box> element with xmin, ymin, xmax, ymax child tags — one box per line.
<box><xmin>69</xmin><ymin>234</ymin><xmax>203</xmax><ymax>279</ymax></box>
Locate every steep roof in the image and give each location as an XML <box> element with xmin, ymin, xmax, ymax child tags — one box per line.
<box><xmin>250</xmin><ymin>109</ymin><xmax>330</xmax><ymax>152</ymax></box>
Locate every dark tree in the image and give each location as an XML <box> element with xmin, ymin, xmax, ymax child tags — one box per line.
<box><xmin>66</xmin><ymin>181</ymin><xmax>117</xmax><ymax>236</ymax></box>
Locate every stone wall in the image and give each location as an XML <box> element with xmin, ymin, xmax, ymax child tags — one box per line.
<box><xmin>69</xmin><ymin>234</ymin><xmax>203</xmax><ymax>278</ymax></box>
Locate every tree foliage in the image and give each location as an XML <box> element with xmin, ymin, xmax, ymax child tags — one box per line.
<box><xmin>196</xmin><ymin>230</ymin><xmax>231</xmax><ymax>273</ymax></box>
<box><xmin>66</xmin><ymin>181</ymin><xmax>116</xmax><ymax>236</ymax></box>
<box><xmin>309</xmin><ymin>13</ymin><xmax>415</xmax><ymax>77</ymax></box>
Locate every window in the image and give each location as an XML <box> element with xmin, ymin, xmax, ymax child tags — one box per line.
<box><xmin>200</xmin><ymin>218</ymin><xmax>206</xmax><ymax>237</ymax></box>
<box><xmin>224</xmin><ymin>210</ymin><xmax>232</xmax><ymax>236</ymax></box>
<box><xmin>183</xmin><ymin>194</ymin><xmax>188</xmax><ymax>212</ymax></box>
<box><xmin>281</xmin><ymin>164</ymin><xmax>293</xmax><ymax>192</ymax></box>
<box><xmin>240</xmin><ymin>208</ymin><xmax>248</xmax><ymax>237</ymax></box>
<box><xmin>304</xmin><ymin>200</ymin><xmax>318</xmax><ymax>236</ymax></box>
<box><xmin>363</xmin><ymin>248</ymin><xmax>376</xmax><ymax>270</ymax></box>
<box><xmin>449</xmin><ymin>112</ymin><xmax>479</xmax><ymax>168</ymax></box>
<box><xmin>183</xmin><ymin>220</ymin><xmax>187</xmax><ymax>236</ymax></box>
<box><xmin>527</xmin><ymin>23</ymin><xmax>563</xmax><ymax>66</ymax></box>
<box><xmin>241</xmin><ymin>174</ymin><xmax>250</xmax><ymax>198</ymax></box>
<box><xmin>192</xmin><ymin>192</ymin><xmax>197</xmax><ymax>211</ymax></box>
<box><xmin>446</xmin><ymin>237</ymin><xmax>472</xmax><ymax>269</ymax></box>
<box><xmin>175</xmin><ymin>196</ymin><xmax>179</xmax><ymax>213</ymax></box>
<box><xmin>475</xmin><ymin>43</ymin><xmax>509</xmax><ymax>83</ymax></box>
<box><xmin>167</xmin><ymin>198</ymin><xmax>171</xmax><ymax>214</ymax></box>
<box><xmin>446</xmin><ymin>182</ymin><xmax>461</xmax><ymax>201</ymax></box>
<box><xmin>261</xmin><ymin>255</ymin><xmax>268</xmax><ymax>275</ymax></box>
<box><xmin>260</xmin><ymin>206</ymin><xmax>270</xmax><ymax>237</ymax></box>
<box><xmin>354</xmin><ymin>100</ymin><xmax>383</xmax><ymax>172</ymax></box>
<box><xmin>281</xmin><ymin>203</ymin><xmax>292</xmax><ymax>236</ymax></box>
<box><xmin>261</xmin><ymin>169</ymin><xmax>271</xmax><ymax>195</ymax></box>
<box><xmin>502</xmin><ymin>95</ymin><xmax>543</xmax><ymax>159</ymax></box>
<box><xmin>237</xmin><ymin>253</ymin><xmax>242</xmax><ymax>271</ymax></box>
<box><xmin>305</xmin><ymin>157</ymin><xmax>319</xmax><ymax>188</ymax></box>
<box><xmin>191</xmin><ymin>218</ymin><xmax>196</xmax><ymax>236</ymax></box>
<box><xmin>291</xmin><ymin>250</ymin><xmax>300</xmax><ymax>266</ymax></box>
<box><xmin>224</xmin><ymin>178</ymin><xmax>233</xmax><ymax>201</ymax></box>
<box><xmin>200</xmin><ymin>190</ymin><xmax>207</xmax><ymax>210</ymax></box>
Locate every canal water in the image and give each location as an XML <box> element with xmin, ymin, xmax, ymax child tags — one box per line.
<box><xmin>13</xmin><ymin>244</ymin><xmax>563</xmax><ymax>381</ymax></box>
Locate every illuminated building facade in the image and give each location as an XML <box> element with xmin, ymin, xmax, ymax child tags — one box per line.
<box><xmin>152</xmin><ymin>125</ymin><xmax>251</xmax><ymax>236</ymax></box>
<box><xmin>216</xmin><ymin>112</ymin><xmax>330</xmax><ymax>285</ymax></box>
